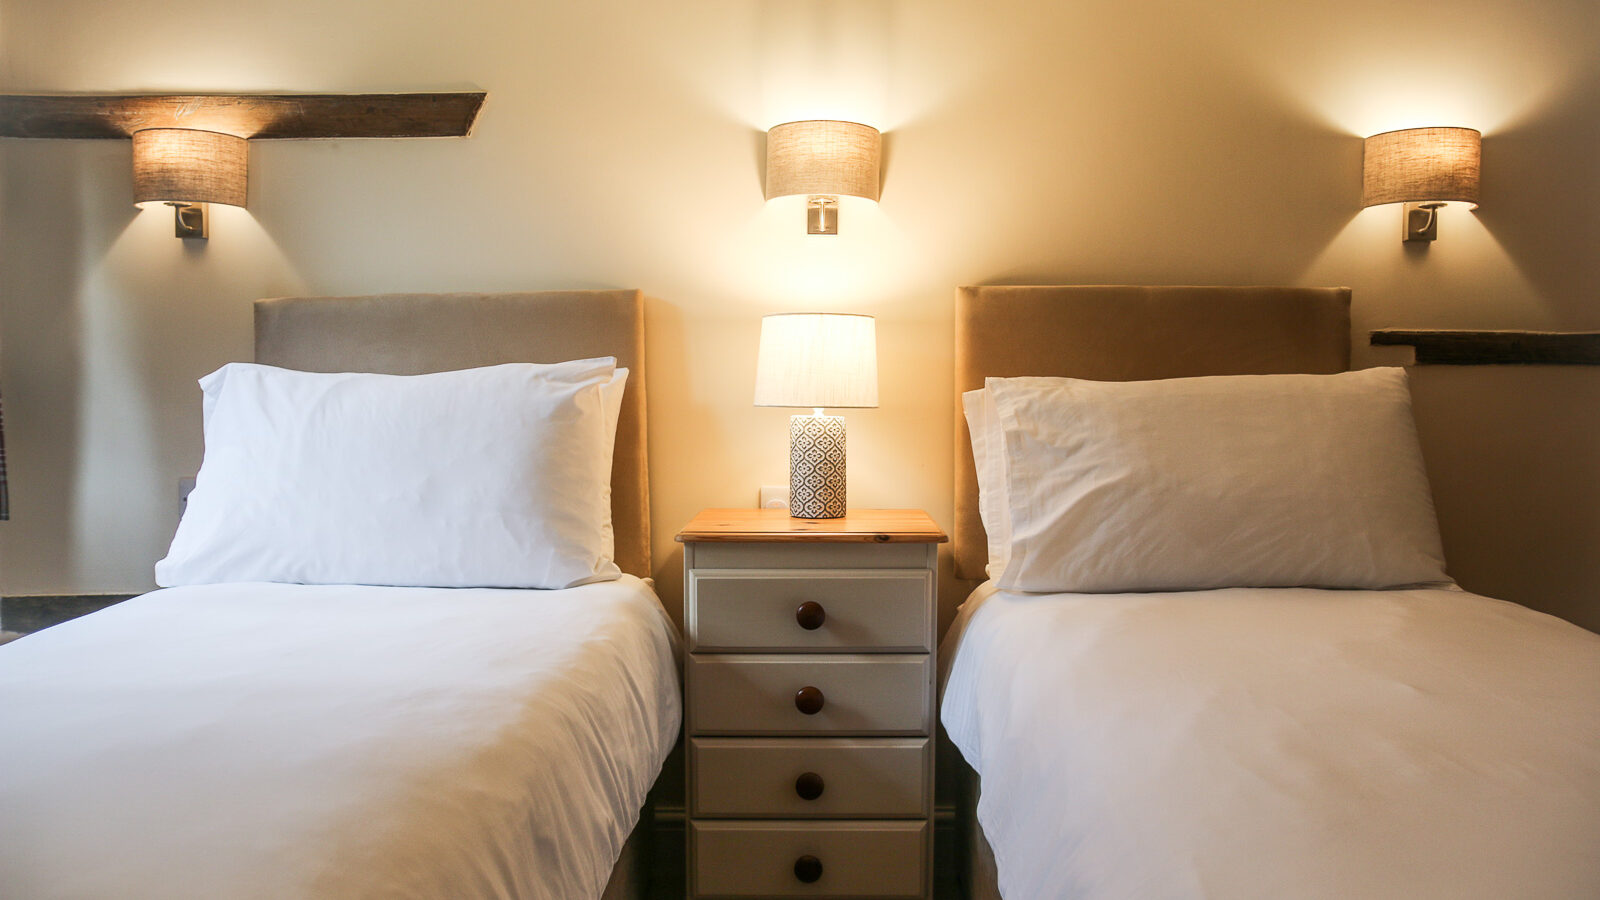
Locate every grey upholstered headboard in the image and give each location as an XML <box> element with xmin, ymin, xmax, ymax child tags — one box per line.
<box><xmin>953</xmin><ymin>285</ymin><xmax>1352</xmax><ymax>581</ymax></box>
<box><xmin>254</xmin><ymin>290</ymin><xmax>651</xmax><ymax>579</ymax></box>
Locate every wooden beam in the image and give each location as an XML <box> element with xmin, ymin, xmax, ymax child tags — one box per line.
<box><xmin>1371</xmin><ymin>329</ymin><xmax>1600</xmax><ymax>365</ymax></box>
<box><xmin>0</xmin><ymin>92</ymin><xmax>485</xmax><ymax>140</ymax></box>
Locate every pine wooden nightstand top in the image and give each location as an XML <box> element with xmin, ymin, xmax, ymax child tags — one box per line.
<box><xmin>676</xmin><ymin>509</ymin><xmax>948</xmax><ymax>544</ymax></box>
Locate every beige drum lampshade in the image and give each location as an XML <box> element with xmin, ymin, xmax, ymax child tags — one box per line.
<box><xmin>132</xmin><ymin>128</ymin><xmax>249</xmax><ymax>208</ymax></box>
<box><xmin>1361</xmin><ymin>127</ymin><xmax>1481</xmax><ymax>207</ymax></box>
<box><xmin>764</xmin><ymin>120</ymin><xmax>881</xmax><ymax>202</ymax></box>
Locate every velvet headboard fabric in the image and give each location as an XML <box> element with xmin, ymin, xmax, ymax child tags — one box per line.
<box><xmin>953</xmin><ymin>285</ymin><xmax>1352</xmax><ymax>581</ymax></box>
<box><xmin>254</xmin><ymin>290</ymin><xmax>651</xmax><ymax>579</ymax></box>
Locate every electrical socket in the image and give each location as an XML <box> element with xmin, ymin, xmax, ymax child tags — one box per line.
<box><xmin>759</xmin><ymin>485</ymin><xmax>789</xmax><ymax>510</ymax></box>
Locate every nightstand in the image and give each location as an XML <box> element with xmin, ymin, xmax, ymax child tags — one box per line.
<box><xmin>677</xmin><ymin>509</ymin><xmax>947</xmax><ymax>899</ymax></box>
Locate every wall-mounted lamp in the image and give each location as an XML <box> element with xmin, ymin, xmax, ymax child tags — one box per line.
<box><xmin>3</xmin><ymin>92</ymin><xmax>485</xmax><ymax>242</ymax></box>
<box><xmin>754</xmin><ymin>313</ymin><xmax>878</xmax><ymax>518</ymax></box>
<box><xmin>765</xmin><ymin>120</ymin><xmax>881</xmax><ymax>235</ymax></box>
<box><xmin>1362</xmin><ymin>126</ymin><xmax>1480</xmax><ymax>243</ymax></box>
<box><xmin>132</xmin><ymin>128</ymin><xmax>248</xmax><ymax>239</ymax></box>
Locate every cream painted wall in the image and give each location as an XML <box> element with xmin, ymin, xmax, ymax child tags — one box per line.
<box><xmin>0</xmin><ymin>0</ymin><xmax>1595</xmax><ymax>631</ymax></box>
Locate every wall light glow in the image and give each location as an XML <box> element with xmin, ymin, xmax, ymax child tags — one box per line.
<box><xmin>727</xmin><ymin>195</ymin><xmax>912</xmax><ymax>307</ymax></box>
<box><xmin>1294</xmin><ymin>53</ymin><xmax>1584</xmax><ymax>140</ymax></box>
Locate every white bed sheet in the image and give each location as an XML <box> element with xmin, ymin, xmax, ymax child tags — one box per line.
<box><xmin>941</xmin><ymin>582</ymin><xmax>1600</xmax><ymax>899</ymax></box>
<box><xmin>0</xmin><ymin>576</ymin><xmax>681</xmax><ymax>900</ymax></box>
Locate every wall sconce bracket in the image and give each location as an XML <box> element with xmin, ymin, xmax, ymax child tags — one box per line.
<box><xmin>1403</xmin><ymin>202</ymin><xmax>1444</xmax><ymax>242</ymax></box>
<box><xmin>806</xmin><ymin>195</ymin><xmax>839</xmax><ymax>235</ymax></box>
<box><xmin>168</xmin><ymin>201</ymin><xmax>208</xmax><ymax>239</ymax></box>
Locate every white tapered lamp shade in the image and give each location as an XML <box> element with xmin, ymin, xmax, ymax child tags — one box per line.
<box><xmin>755</xmin><ymin>313</ymin><xmax>879</xmax><ymax>408</ymax></box>
<box><xmin>755</xmin><ymin>313</ymin><xmax>878</xmax><ymax>518</ymax></box>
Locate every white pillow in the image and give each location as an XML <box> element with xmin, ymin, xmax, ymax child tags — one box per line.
<box><xmin>596</xmin><ymin>368</ymin><xmax>627</xmax><ymax>561</ymax></box>
<box><xmin>962</xmin><ymin>388</ymin><xmax>1012</xmax><ymax>580</ymax></box>
<box><xmin>981</xmin><ymin>367</ymin><xmax>1450</xmax><ymax>593</ymax></box>
<box><xmin>157</xmin><ymin>359</ymin><xmax>625</xmax><ymax>589</ymax></box>
<box><xmin>194</xmin><ymin>363</ymin><xmax>629</xmax><ymax>566</ymax></box>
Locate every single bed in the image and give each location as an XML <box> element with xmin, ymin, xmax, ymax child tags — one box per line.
<box><xmin>0</xmin><ymin>291</ymin><xmax>682</xmax><ymax>900</ymax></box>
<box><xmin>941</xmin><ymin>285</ymin><xmax>1600</xmax><ymax>899</ymax></box>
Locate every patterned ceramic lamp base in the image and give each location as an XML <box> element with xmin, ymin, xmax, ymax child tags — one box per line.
<box><xmin>789</xmin><ymin>414</ymin><xmax>846</xmax><ymax>518</ymax></box>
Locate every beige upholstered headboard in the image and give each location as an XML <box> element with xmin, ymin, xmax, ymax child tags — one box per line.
<box><xmin>254</xmin><ymin>290</ymin><xmax>651</xmax><ymax>579</ymax></box>
<box><xmin>953</xmin><ymin>285</ymin><xmax>1352</xmax><ymax>580</ymax></box>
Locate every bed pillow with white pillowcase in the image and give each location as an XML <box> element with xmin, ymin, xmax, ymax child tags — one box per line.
<box><xmin>982</xmin><ymin>367</ymin><xmax>1450</xmax><ymax>593</ymax></box>
<box><xmin>157</xmin><ymin>359</ymin><xmax>625</xmax><ymax>590</ymax></box>
<box><xmin>595</xmin><ymin>368</ymin><xmax>627</xmax><ymax>561</ymax></box>
<box><xmin>195</xmin><ymin>363</ymin><xmax>629</xmax><ymax>565</ymax></box>
<box><xmin>962</xmin><ymin>387</ymin><xmax>1013</xmax><ymax>580</ymax></box>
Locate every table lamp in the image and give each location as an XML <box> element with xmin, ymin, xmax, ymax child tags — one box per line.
<box><xmin>754</xmin><ymin>313</ymin><xmax>878</xmax><ymax>518</ymax></box>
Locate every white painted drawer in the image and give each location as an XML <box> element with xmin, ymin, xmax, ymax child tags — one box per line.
<box><xmin>688</xmin><ymin>655</ymin><xmax>931</xmax><ymax>736</ymax></box>
<box><xmin>689</xmin><ymin>570</ymin><xmax>932</xmax><ymax>653</ymax></box>
<box><xmin>691</xmin><ymin>820</ymin><xmax>927</xmax><ymax>898</ymax></box>
<box><xmin>691</xmin><ymin>737</ymin><xmax>929</xmax><ymax>818</ymax></box>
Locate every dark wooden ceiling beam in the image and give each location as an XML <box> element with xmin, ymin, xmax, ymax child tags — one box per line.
<box><xmin>0</xmin><ymin>92</ymin><xmax>486</xmax><ymax>140</ymax></box>
<box><xmin>1371</xmin><ymin>329</ymin><xmax>1600</xmax><ymax>365</ymax></box>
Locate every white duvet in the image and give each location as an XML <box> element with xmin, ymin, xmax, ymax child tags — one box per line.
<box><xmin>942</xmin><ymin>583</ymin><xmax>1600</xmax><ymax>900</ymax></box>
<box><xmin>0</xmin><ymin>576</ymin><xmax>681</xmax><ymax>900</ymax></box>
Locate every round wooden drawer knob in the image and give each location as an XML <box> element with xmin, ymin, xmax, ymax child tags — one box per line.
<box><xmin>794</xmin><ymin>855</ymin><xmax>824</xmax><ymax>884</ymax></box>
<box><xmin>795</xmin><ymin>601</ymin><xmax>827</xmax><ymax>630</ymax></box>
<box><xmin>795</xmin><ymin>771</ymin><xmax>825</xmax><ymax>800</ymax></box>
<box><xmin>794</xmin><ymin>686</ymin><xmax>825</xmax><ymax>715</ymax></box>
